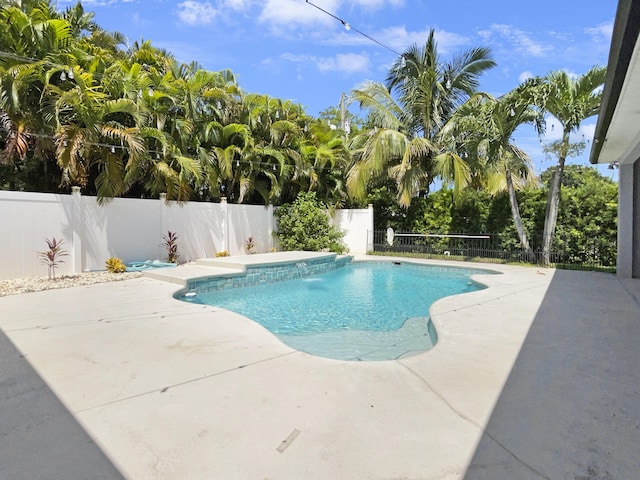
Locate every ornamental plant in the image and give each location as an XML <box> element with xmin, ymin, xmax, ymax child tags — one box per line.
<box><xmin>38</xmin><ymin>237</ymin><xmax>69</xmax><ymax>280</ymax></box>
<box><xmin>162</xmin><ymin>231</ymin><xmax>179</xmax><ymax>263</ymax></box>
<box><xmin>274</xmin><ymin>192</ymin><xmax>346</xmax><ymax>253</ymax></box>
<box><xmin>245</xmin><ymin>236</ymin><xmax>256</xmax><ymax>254</ymax></box>
<box><xmin>105</xmin><ymin>257</ymin><xmax>127</xmax><ymax>273</ymax></box>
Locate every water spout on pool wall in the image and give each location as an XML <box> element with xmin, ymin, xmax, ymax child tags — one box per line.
<box><xmin>296</xmin><ymin>262</ymin><xmax>309</xmax><ymax>277</ymax></box>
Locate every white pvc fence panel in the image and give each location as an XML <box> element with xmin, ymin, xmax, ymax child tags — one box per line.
<box><xmin>0</xmin><ymin>190</ymin><xmax>373</xmax><ymax>280</ymax></box>
<box><xmin>83</xmin><ymin>196</ymin><xmax>162</xmax><ymax>270</ymax></box>
<box><xmin>333</xmin><ymin>208</ymin><xmax>373</xmax><ymax>255</ymax></box>
<box><xmin>165</xmin><ymin>200</ymin><xmax>227</xmax><ymax>261</ymax></box>
<box><xmin>0</xmin><ymin>191</ymin><xmax>76</xmax><ymax>279</ymax></box>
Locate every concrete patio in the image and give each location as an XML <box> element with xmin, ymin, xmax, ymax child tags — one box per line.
<box><xmin>1</xmin><ymin>256</ymin><xmax>639</xmax><ymax>479</ymax></box>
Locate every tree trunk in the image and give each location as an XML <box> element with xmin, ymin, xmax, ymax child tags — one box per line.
<box><xmin>506</xmin><ymin>170</ymin><xmax>534</xmax><ymax>262</ymax></box>
<box><xmin>542</xmin><ymin>155</ymin><xmax>567</xmax><ymax>265</ymax></box>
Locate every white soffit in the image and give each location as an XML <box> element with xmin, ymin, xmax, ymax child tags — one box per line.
<box><xmin>597</xmin><ymin>36</ymin><xmax>640</xmax><ymax>165</ymax></box>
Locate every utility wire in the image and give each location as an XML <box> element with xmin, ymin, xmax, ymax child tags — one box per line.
<box><xmin>304</xmin><ymin>1</ymin><xmax>404</xmax><ymax>58</ymax></box>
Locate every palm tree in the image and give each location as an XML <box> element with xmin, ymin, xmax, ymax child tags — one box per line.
<box><xmin>0</xmin><ymin>1</ymin><xmax>75</xmax><ymax>189</ymax></box>
<box><xmin>299</xmin><ymin>120</ymin><xmax>351</xmax><ymax>207</ymax></box>
<box><xmin>61</xmin><ymin>2</ymin><xmax>99</xmax><ymax>37</ymax></box>
<box><xmin>348</xmin><ymin>29</ymin><xmax>495</xmax><ymax>207</ymax></box>
<box><xmin>347</xmin><ymin>82</ymin><xmax>439</xmax><ymax>207</ymax></box>
<box><xmin>386</xmin><ymin>29</ymin><xmax>496</xmax><ymax>141</ymax></box>
<box><xmin>453</xmin><ymin>85</ymin><xmax>542</xmax><ymax>260</ymax></box>
<box><xmin>537</xmin><ymin>67</ymin><xmax>606</xmax><ymax>264</ymax></box>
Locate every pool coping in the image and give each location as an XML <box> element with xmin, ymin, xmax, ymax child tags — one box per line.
<box><xmin>140</xmin><ymin>251</ymin><xmax>346</xmax><ymax>285</ymax></box>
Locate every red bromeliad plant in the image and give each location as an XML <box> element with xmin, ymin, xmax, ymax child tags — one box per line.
<box><xmin>38</xmin><ymin>237</ymin><xmax>69</xmax><ymax>280</ymax></box>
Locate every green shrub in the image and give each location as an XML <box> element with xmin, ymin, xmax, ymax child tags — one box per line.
<box><xmin>274</xmin><ymin>192</ymin><xmax>346</xmax><ymax>253</ymax></box>
<box><xmin>105</xmin><ymin>257</ymin><xmax>127</xmax><ymax>273</ymax></box>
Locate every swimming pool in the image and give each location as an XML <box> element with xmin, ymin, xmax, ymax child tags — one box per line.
<box><xmin>178</xmin><ymin>260</ymin><xmax>493</xmax><ymax>361</ymax></box>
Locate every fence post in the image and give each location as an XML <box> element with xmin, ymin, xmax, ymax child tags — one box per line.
<box><xmin>159</xmin><ymin>193</ymin><xmax>167</xmax><ymax>231</ymax></box>
<box><xmin>267</xmin><ymin>203</ymin><xmax>274</xmax><ymax>252</ymax></box>
<box><xmin>220</xmin><ymin>197</ymin><xmax>229</xmax><ymax>253</ymax></box>
<box><xmin>71</xmin><ymin>187</ymin><xmax>84</xmax><ymax>273</ymax></box>
<box><xmin>367</xmin><ymin>204</ymin><xmax>374</xmax><ymax>252</ymax></box>
<box><xmin>159</xmin><ymin>193</ymin><xmax>168</xmax><ymax>260</ymax></box>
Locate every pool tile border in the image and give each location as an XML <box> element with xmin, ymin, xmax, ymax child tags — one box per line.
<box><xmin>182</xmin><ymin>255</ymin><xmax>353</xmax><ymax>295</ymax></box>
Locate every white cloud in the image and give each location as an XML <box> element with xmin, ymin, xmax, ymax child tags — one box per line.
<box><xmin>259</xmin><ymin>0</ymin><xmax>338</xmax><ymax>28</ymax></box>
<box><xmin>350</xmin><ymin>0</ymin><xmax>404</xmax><ymax>10</ymax></box>
<box><xmin>323</xmin><ymin>26</ymin><xmax>468</xmax><ymax>58</ymax></box>
<box><xmin>481</xmin><ymin>24</ymin><xmax>550</xmax><ymax>58</ymax></box>
<box><xmin>281</xmin><ymin>52</ymin><xmax>370</xmax><ymax>74</ymax></box>
<box><xmin>373</xmin><ymin>26</ymin><xmax>468</xmax><ymax>54</ymax></box>
<box><xmin>519</xmin><ymin>70</ymin><xmax>534</xmax><ymax>82</ymax></box>
<box><xmin>585</xmin><ymin>22</ymin><xmax>613</xmax><ymax>40</ymax></box>
<box><xmin>318</xmin><ymin>53</ymin><xmax>370</xmax><ymax>73</ymax></box>
<box><xmin>223</xmin><ymin>0</ymin><xmax>249</xmax><ymax>10</ymax></box>
<box><xmin>259</xmin><ymin>0</ymin><xmax>406</xmax><ymax>33</ymax></box>
<box><xmin>177</xmin><ymin>1</ymin><xmax>218</xmax><ymax>26</ymax></box>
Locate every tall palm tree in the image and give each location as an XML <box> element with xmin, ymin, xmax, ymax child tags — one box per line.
<box><xmin>348</xmin><ymin>29</ymin><xmax>495</xmax><ymax>207</ymax></box>
<box><xmin>387</xmin><ymin>29</ymin><xmax>496</xmax><ymax>141</ymax></box>
<box><xmin>537</xmin><ymin>66</ymin><xmax>606</xmax><ymax>264</ymax></box>
<box><xmin>453</xmin><ymin>84</ymin><xmax>542</xmax><ymax>259</ymax></box>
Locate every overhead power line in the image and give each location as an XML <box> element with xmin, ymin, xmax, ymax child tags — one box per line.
<box><xmin>304</xmin><ymin>1</ymin><xmax>404</xmax><ymax>58</ymax></box>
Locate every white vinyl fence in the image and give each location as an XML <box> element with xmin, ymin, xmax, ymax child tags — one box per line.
<box><xmin>0</xmin><ymin>189</ymin><xmax>373</xmax><ymax>280</ymax></box>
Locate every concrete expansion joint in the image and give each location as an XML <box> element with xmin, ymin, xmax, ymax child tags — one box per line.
<box><xmin>434</xmin><ymin>283</ymin><xmax>546</xmax><ymax>318</ymax></box>
<box><xmin>76</xmin><ymin>351</ymin><xmax>297</xmax><ymax>413</ymax></box>
<box><xmin>478</xmin><ymin>429</ymin><xmax>552</xmax><ymax>480</ymax></box>
<box><xmin>398</xmin><ymin>364</ymin><xmax>552</xmax><ymax>480</ymax></box>
<box><xmin>397</xmin><ymin>362</ymin><xmax>482</xmax><ymax>431</ymax></box>
<box><xmin>616</xmin><ymin>276</ymin><xmax>640</xmax><ymax>310</ymax></box>
<box><xmin>6</xmin><ymin>318</ymin><xmax>110</xmax><ymax>332</ymax></box>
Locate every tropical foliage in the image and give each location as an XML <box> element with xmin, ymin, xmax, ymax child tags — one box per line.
<box><xmin>1</xmin><ymin>1</ymin><xmax>613</xmax><ymax>267</ymax></box>
<box><xmin>0</xmin><ymin>0</ymin><xmax>350</xmax><ymax>205</ymax></box>
<box><xmin>371</xmin><ymin>165</ymin><xmax>617</xmax><ymax>267</ymax></box>
<box><xmin>347</xmin><ymin>29</ymin><xmax>496</xmax><ymax>207</ymax></box>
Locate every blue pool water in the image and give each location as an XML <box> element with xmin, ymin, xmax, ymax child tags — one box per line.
<box><xmin>180</xmin><ymin>261</ymin><xmax>492</xmax><ymax>361</ymax></box>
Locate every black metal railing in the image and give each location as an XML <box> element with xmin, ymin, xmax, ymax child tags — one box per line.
<box><xmin>370</xmin><ymin>230</ymin><xmax>616</xmax><ymax>271</ymax></box>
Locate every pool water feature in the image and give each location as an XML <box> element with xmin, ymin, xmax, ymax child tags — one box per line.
<box><xmin>178</xmin><ymin>260</ymin><xmax>493</xmax><ymax>361</ymax></box>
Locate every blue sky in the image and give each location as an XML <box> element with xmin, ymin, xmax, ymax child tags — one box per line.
<box><xmin>58</xmin><ymin>0</ymin><xmax>618</xmax><ymax>178</ymax></box>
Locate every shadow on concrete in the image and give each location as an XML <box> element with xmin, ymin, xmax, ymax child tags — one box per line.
<box><xmin>462</xmin><ymin>269</ymin><xmax>640</xmax><ymax>480</ymax></box>
<box><xmin>0</xmin><ymin>329</ymin><xmax>125</xmax><ymax>480</ymax></box>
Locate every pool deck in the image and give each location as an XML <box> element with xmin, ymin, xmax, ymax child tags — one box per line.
<box><xmin>1</xmin><ymin>254</ymin><xmax>639</xmax><ymax>479</ymax></box>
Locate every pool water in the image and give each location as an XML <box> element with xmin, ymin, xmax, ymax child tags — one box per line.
<box><xmin>182</xmin><ymin>261</ymin><xmax>490</xmax><ymax>361</ymax></box>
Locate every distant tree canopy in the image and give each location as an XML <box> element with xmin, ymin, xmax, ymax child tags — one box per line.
<box><xmin>368</xmin><ymin>165</ymin><xmax>617</xmax><ymax>265</ymax></box>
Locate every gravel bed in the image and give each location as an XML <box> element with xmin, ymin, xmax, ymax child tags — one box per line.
<box><xmin>0</xmin><ymin>271</ymin><xmax>143</xmax><ymax>297</ymax></box>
